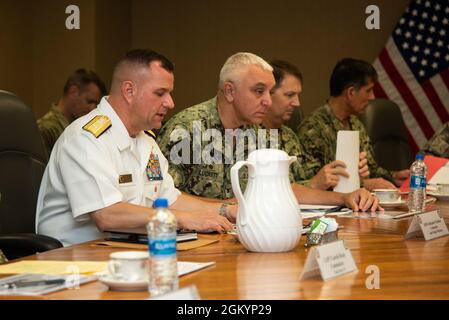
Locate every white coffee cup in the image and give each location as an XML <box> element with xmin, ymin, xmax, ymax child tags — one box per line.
<box><xmin>108</xmin><ymin>251</ymin><xmax>149</xmax><ymax>282</ymax></box>
<box><xmin>373</xmin><ymin>189</ymin><xmax>401</xmax><ymax>203</ymax></box>
<box><xmin>437</xmin><ymin>184</ymin><xmax>449</xmax><ymax>195</ymax></box>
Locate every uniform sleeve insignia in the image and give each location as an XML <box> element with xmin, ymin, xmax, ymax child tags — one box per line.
<box><xmin>82</xmin><ymin>115</ymin><xmax>111</xmax><ymax>138</ymax></box>
<box><xmin>145</xmin><ymin>130</ymin><xmax>157</xmax><ymax>139</ymax></box>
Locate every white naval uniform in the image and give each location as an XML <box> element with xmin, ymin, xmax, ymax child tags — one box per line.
<box><xmin>36</xmin><ymin>97</ymin><xmax>180</xmax><ymax>246</ymax></box>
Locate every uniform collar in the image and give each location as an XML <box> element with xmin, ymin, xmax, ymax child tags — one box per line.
<box><xmin>50</xmin><ymin>103</ymin><xmax>70</xmax><ymax>126</ymax></box>
<box><xmin>209</xmin><ymin>97</ymin><xmax>225</xmax><ymax>129</ymax></box>
<box><xmin>324</xmin><ymin>103</ymin><xmax>358</xmax><ymax>131</ymax></box>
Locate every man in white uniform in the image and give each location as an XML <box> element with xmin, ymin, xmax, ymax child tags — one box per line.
<box><xmin>36</xmin><ymin>49</ymin><xmax>234</xmax><ymax>246</ymax></box>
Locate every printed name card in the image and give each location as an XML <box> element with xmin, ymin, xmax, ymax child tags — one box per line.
<box><xmin>405</xmin><ymin>210</ymin><xmax>449</xmax><ymax>241</ymax></box>
<box><xmin>150</xmin><ymin>285</ymin><xmax>201</xmax><ymax>300</ymax></box>
<box><xmin>300</xmin><ymin>240</ymin><xmax>358</xmax><ymax>281</ymax></box>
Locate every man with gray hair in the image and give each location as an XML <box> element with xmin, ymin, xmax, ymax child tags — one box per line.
<box><xmin>157</xmin><ymin>52</ymin><xmax>380</xmax><ymax>216</ymax></box>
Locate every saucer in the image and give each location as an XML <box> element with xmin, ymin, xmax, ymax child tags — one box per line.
<box><xmin>379</xmin><ymin>199</ymin><xmax>406</xmax><ymax>208</ymax></box>
<box><xmin>380</xmin><ymin>196</ymin><xmax>436</xmax><ymax>208</ymax></box>
<box><xmin>99</xmin><ymin>275</ymin><xmax>148</xmax><ymax>292</ymax></box>
<box><xmin>427</xmin><ymin>191</ymin><xmax>449</xmax><ymax>201</ymax></box>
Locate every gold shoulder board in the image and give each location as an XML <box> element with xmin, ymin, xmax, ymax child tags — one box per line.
<box><xmin>145</xmin><ymin>130</ymin><xmax>156</xmax><ymax>139</ymax></box>
<box><xmin>82</xmin><ymin>115</ymin><xmax>111</xmax><ymax>138</ymax></box>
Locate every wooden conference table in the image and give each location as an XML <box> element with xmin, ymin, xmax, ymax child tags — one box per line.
<box><xmin>2</xmin><ymin>201</ymin><xmax>449</xmax><ymax>300</ymax></box>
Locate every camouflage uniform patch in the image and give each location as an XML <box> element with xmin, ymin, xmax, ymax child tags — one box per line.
<box><xmin>269</xmin><ymin>125</ymin><xmax>315</xmax><ymax>186</ymax></box>
<box><xmin>422</xmin><ymin>122</ymin><xmax>449</xmax><ymax>158</ymax></box>
<box><xmin>297</xmin><ymin>104</ymin><xmax>394</xmax><ymax>182</ymax></box>
<box><xmin>157</xmin><ymin>98</ymin><xmax>304</xmax><ymax>199</ymax></box>
<box><xmin>0</xmin><ymin>249</ymin><xmax>7</xmax><ymax>264</ymax></box>
<box><xmin>37</xmin><ymin>104</ymin><xmax>70</xmax><ymax>155</ymax></box>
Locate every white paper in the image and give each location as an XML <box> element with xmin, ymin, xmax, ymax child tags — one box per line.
<box><xmin>0</xmin><ymin>273</ymin><xmax>97</xmax><ymax>296</ymax></box>
<box><xmin>178</xmin><ymin>261</ymin><xmax>215</xmax><ymax>276</ymax></box>
<box><xmin>334</xmin><ymin>130</ymin><xmax>360</xmax><ymax>193</ymax></box>
<box><xmin>429</xmin><ymin>166</ymin><xmax>449</xmax><ymax>185</ymax></box>
<box><xmin>315</xmin><ymin>240</ymin><xmax>358</xmax><ymax>281</ymax></box>
<box><xmin>300</xmin><ymin>240</ymin><xmax>357</xmax><ymax>281</ymax></box>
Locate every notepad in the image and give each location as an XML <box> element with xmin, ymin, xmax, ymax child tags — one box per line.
<box><xmin>0</xmin><ymin>261</ymin><xmax>107</xmax><ymax>275</ymax></box>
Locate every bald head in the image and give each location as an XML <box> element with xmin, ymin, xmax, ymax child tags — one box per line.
<box><xmin>110</xmin><ymin>49</ymin><xmax>174</xmax><ymax>95</ymax></box>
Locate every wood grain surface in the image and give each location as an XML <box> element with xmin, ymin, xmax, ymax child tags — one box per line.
<box><xmin>2</xmin><ymin>202</ymin><xmax>449</xmax><ymax>300</ymax></box>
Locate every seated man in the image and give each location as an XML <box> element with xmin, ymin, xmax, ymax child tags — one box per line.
<box><xmin>157</xmin><ymin>52</ymin><xmax>379</xmax><ymax>211</ymax></box>
<box><xmin>422</xmin><ymin>122</ymin><xmax>449</xmax><ymax>158</ymax></box>
<box><xmin>0</xmin><ymin>249</ymin><xmax>7</xmax><ymax>264</ymax></box>
<box><xmin>36</xmin><ymin>49</ymin><xmax>234</xmax><ymax>246</ymax></box>
<box><xmin>37</xmin><ymin>69</ymin><xmax>107</xmax><ymax>155</ymax></box>
<box><xmin>298</xmin><ymin>58</ymin><xmax>410</xmax><ymax>190</ymax></box>
<box><xmin>264</xmin><ymin>59</ymin><xmax>370</xmax><ymax>190</ymax></box>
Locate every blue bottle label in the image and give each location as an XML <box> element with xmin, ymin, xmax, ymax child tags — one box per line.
<box><xmin>410</xmin><ymin>175</ymin><xmax>426</xmax><ymax>189</ymax></box>
<box><xmin>149</xmin><ymin>238</ymin><xmax>176</xmax><ymax>256</ymax></box>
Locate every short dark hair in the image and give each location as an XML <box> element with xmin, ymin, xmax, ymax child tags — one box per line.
<box><xmin>63</xmin><ymin>69</ymin><xmax>107</xmax><ymax>96</ymax></box>
<box><xmin>270</xmin><ymin>60</ymin><xmax>303</xmax><ymax>90</ymax></box>
<box><xmin>329</xmin><ymin>58</ymin><xmax>377</xmax><ymax>97</ymax></box>
<box><xmin>119</xmin><ymin>49</ymin><xmax>174</xmax><ymax>73</ymax></box>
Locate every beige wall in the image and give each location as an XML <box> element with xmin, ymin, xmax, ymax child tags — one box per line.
<box><xmin>32</xmin><ymin>0</ymin><xmax>96</xmax><ymax>117</ymax></box>
<box><xmin>0</xmin><ymin>0</ymin><xmax>131</xmax><ymax>118</ymax></box>
<box><xmin>132</xmin><ymin>0</ymin><xmax>409</xmax><ymax>116</ymax></box>
<box><xmin>1</xmin><ymin>0</ymin><xmax>409</xmax><ymax>118</ymax></box>
<box><xmin>95</xmin><ymin>0</ymin><xmax>132</xmax><ymax>93</ymax></box>
<box><xmin>0</xmin><ymin>0</ymin><xmax>33</xmax><ymax>106</ymax></box>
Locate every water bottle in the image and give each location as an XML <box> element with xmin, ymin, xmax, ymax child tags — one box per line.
<box><xmin>147</xmin><ymin>198</ymin><xmax>178</xmax><ymax>296</ymax></box>
<box><xmin>408</xmin><ymin>154</ymin><xmax>428</xmax><ymax>213</ymax></box>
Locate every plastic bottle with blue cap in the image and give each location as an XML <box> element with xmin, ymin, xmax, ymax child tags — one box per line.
<box><xmin>408</xmin><ymin>153</ymin><xmax>428</xmax><ymax>213</ymax></box>
<box><xmin>147</xmin><ymin>198</ymin><xmax>178</xmax><ymax>296</ymax></box>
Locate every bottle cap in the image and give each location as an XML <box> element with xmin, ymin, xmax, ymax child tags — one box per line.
<box><xmin>415</xmin><ymin>153</ymin><xmax>424</xmax><ymax>161</ymax></box>
<box><xmin>153</xmin><ymin>198</ymin><xmax>168</xmax><ymax>208</ymax></box>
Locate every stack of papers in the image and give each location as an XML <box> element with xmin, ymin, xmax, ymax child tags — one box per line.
<box><xmin>429</xmin><ymin>165</ymin><xmax>449</xmax><ymax>185</ymax></box>
<box><xmin>299</xmin><ymin>204</ymin><xmax>352</xmax><ymax>219</ymax></box>
<box><xmin>0</xmin><ymin>273</ymin><xmax>97</xmax><ymax>296</ymax></box>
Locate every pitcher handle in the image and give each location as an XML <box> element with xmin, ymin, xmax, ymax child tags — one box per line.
<box><xmin>231</xmin><ymin>160</ymin><xmax>251</xmax><ymax>226</ymax></box>
<box><xmin>289</xmin><ymin>156</ymin><xmax>297</xmax><ymax>164</ymax></box>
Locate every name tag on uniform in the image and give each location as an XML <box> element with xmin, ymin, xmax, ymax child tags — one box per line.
<box><xmin>118</xmin><ymin>174</ymin><xmax>133</xmax><ymax>184</ymax></box>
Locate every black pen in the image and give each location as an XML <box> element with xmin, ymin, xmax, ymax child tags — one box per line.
<box><xmin>1</xmin><ymin>278</ymin><xmax>66</xmax><ymax>290</ymax></box>
<box><xmin>324</xmin><ymin>205</ymin><xmax>346</xmax><ymax>214</ymax></box>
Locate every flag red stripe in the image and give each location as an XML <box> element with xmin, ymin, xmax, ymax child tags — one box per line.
<box><xmin>378</xmin><ymin>48</ymin><xmax>434</xmax><ymax>139</ymax></box>
<box><xmin>441</xmin><ymin>68</ymin><xmax>449</xmax><ymax>92</ymax></box>
<box><xmin>421</xmin><ymin>80</ymin><xmax>449</xmax><ymax>124</ymax></box>
<box><xmin>373</xmin><ymin>81</ymin><xmax>388</xmax><ymax>99</ymax></box>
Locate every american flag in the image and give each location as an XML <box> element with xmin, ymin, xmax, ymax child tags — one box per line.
<box><xmin>373</xmin><ymin>0</ymin><xmax>449</xmax><ymax>153</ymax></box>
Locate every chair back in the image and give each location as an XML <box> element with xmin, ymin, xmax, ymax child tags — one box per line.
<box><xmin>0</xmin><ymin>90</ymin><xmax>48</xmax><ymax>234</ymax></box>
<box><xmin>359</xmin><ymin>98</ymin><xmax>413</xmax><ymax>171</ymax></box>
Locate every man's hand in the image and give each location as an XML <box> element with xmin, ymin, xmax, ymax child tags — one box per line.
<box><xmin>176</xmin><ymin>211</ymin><xmax>234</xmax><ymax>233</ymax></box>
<box><xmin>362</xmin><ymin>178</ymin><xmax>397</xmax><ymax>191</ymax></box>
<box><xmin>227</xmin><ymin>204</ymin><xmax>238</xmax><ymax>223</ymax></box>
<box><xmin>309</xmin><ymin>160</ymin><xmax>349</xmax><ymax>190</ymax></box>
<box><xmin>359</xmin><ymin>152</ymin><xmax>370</xmax><ymax>179</ymax></box>
<box><xmin>392</xmin><ymin>169</ymin><xmax>410</xmax><ymax>187</ymax></box>
<box><xmin>343</xmin><ymin>188</ymin><xmax>381</xmax><ymax>212</ymax></box>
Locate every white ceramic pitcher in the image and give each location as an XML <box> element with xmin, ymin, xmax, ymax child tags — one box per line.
<box><xmin>231</xmin><ymin>149</ymin><xmax>302</xmax><ymax>252</ymax></box>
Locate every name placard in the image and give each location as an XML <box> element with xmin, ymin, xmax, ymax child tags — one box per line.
<box><xmin>149</xmin><ymin>285</ymin><xmax>201</xmax><ymax>300</ymax></box>
<box><xmin>300</xmin><ymin>240</ymin><xmax>358</xmax><ymax>281</ymax></box>
<box><xmin>405</xmin><ymin>210</ymin><xmax>449</xmax><ymax>241</ymax></box>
